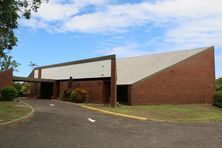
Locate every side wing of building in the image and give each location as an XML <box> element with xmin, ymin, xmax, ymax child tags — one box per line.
<box><xmin>129</xmin><ymin>47</ymin><xmax>215</xmax><ymax>105</ymax></box>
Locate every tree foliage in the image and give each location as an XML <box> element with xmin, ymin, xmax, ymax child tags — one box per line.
<box><xmin>0</xmin><ymin>86</ymin><xmax>18</xmax><ymax>101</ymax></box>
<box><xmin>29</xmin><ymin>61</ymin><xmax>38</xmax><ymax>69</ymax></box>
<box><xmin>0</xmin><ymin>0</ymin><xmax>46</xmax><ymax>56</ymax></box>
<box><xmin>0</xmin><ymin>54</ymin><xmax>20</xmax><ymax>71</ymax></box>
<box><xmin>216</xmin><ymin>77</ymin><xmax>222</xmax><ymax>91</ymax></box>
<box><xmin>13</xmin><ymin>82</ymin><xmax>23</xmax><ymax>96</ymax></box>
<box><xmin>13</xmin><ymin>82</ymin><xmax>30</xmax><ymax>96</ymax></box>
<box><xmin>21</xmin><ymin>82</ymin><xmax>31</xmax><ymax>95</ymax></box>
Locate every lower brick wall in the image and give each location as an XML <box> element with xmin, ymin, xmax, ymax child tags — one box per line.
<box><xmin>130</xmin><ymin>48</ymin><xmax>215</xmax><ymax>105</ymax></box>
<box><xmin>28</xmin><ymin>71</ymin><xmax>36</xmax><ymax>98</ymax></box>
<box><xmin>59</xmin><ymin>79</ymin><xmax>110</xmax><ymax>103</ymax></box>
<box><xmin>29</xmin><ymin>82</ymin><xmax>35</xmax><ymax>97</ymax></box>
<box><xmin>0</xmin><ymin>69</ymin><xmax>13</xmax><ymax>90</ymax></box>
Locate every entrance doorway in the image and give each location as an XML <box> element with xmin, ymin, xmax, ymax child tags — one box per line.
<box><xmin>41</xmin><ymin>82</ymin><xmax>53</xmax><ymax>99</ymax></box>
<box><xmin>117</xmin><ymin>85</ymin><xmax>128</xmax><ymax>104</ymax></box>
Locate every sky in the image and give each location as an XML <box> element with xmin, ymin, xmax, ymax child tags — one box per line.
<box><xmin>10</xmin><ymin>0</ymin><xmax>222</xmax><ymax>78</ymax></box>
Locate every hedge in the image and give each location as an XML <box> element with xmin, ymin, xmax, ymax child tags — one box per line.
<box><xmin>213</xmin><ymin>91</ymin><xmax>222</xmax><ymax>108</ymax></box>
<box><xmin>0</xmin><ymin>86</ymin><xmax>18</xmax><ymax>101</ymax></box>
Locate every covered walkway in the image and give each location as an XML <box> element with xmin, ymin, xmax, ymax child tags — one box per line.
<box><xmin>13</xmin><ymin>76</ymin><xmax>55</xmax><ymax>83</ymax></box>
<box><xmin>13</xmin><ymin>76</ymin><xmax>58</xmax><ymax>99</ymax></box>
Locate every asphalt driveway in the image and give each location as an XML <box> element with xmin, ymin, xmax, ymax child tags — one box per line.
<box><xmin>0</xmin><ymin>99</ymin><xmax>222</xmax><ymax>148</ymax></box>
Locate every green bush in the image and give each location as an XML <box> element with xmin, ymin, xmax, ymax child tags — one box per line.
<box><xmin>12</xmin><ymin>82</ymin><xmax>31</xmax><ymax>97</ymax></box>
<box><xmin>213</xmin><ymin>91</ymin><xmax>222</xmax><ymax>108</ymax></box>
<box><xmin>216</xmin><ymin>78</ymin><xmax>222</xmax><ymax>91</ymax></box>
<box><xmin>72</xmin><ymin>88</ymin><xmax>89</xmax><ymax>103</ymax></box>
<box><xmin>21</xmin><ymin>82</ymin><xmax>31</xmax><ymax>96</ymax></box>
<box><xmin>12</xmin><ymin>82</ymin><xmax>23</xmax><ymax>96</ymax></box>
<box><xmin>61</xmin><ymin>88</ymin><xmax>89</xmax><ymax>103</ymax></box>
<box><xmin>61</xmin><ymin>89</ymin><xmax>72</xmax><ymax>101</ymax></box>
<box><xmin>0</xmin><ymin>86</ymin><xmax>18</xmax><ymax>101</ymax></box>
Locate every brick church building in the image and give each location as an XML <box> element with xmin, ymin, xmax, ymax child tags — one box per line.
<box><xmin>0</xmin><ymin>46</ymin><xmax>215</xmax><ymax>107</ymax></box>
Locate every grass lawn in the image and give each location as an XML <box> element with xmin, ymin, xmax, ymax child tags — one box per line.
<box><xmin>85</xmin><ymin>104</ymin><xmax>222</xmax><ymax>123</ymax></box>
<box><xmin>0</xmin><ymin>101</ymin><xmax>32</xmax><ymax>124</ymax></box>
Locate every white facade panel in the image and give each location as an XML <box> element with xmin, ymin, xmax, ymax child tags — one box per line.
<box><xmin>34</xmin><ymin>70</ymin><xmax>39</xmax><ymax>78</ymax></box>
<box><xmin>41</xmin><ymin>60</ymin><xmax>111</xmax><ymax>80</ymax></box>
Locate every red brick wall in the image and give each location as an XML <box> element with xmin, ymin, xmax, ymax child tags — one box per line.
<box><xmin>59</xmin><ymin>81</ymin><xmax>68</xmax><ymax>96</ymax></box>
<box><xmin>59</xmin><ymin>79</ymin><xmax>110</xmax><ymax>103</ymax></box>
<box><xmin>28</xmin><ymin>71</ymin><xmax>35</xmax><ymax>97</ymax></box>
<box><xmin>130</xmin><ymin>48</ymin><xmax>215</xmax><ymax>105</ymax></box>
<box><xmin>28</xmin><ymin>70</ymin><xmax>41</xmax><ymax>98</ymax></box>
<box><xmin>0</xmin><ymin>69</ymin><xmax>13</xmax><ymax>90</ymax></box>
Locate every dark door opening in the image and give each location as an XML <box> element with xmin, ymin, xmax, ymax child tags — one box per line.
<box><xmin>117</xmin><ymin>85</ymin><xmax>128</xmax><ymax>104</ymax></box>
<box><xmin>41</xmin><ymin>82</ymin><xmax>53</xmax><ymax>99</ymax></box>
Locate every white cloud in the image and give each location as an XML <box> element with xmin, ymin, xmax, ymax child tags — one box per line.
<box><xmin>21</xmin><ymin>18</ymin><xmax>48</xmax><ymax>29</ymax></box>
<box><xmin>62</xmin><ymin>2</ymin><xmax>153</xmax><ymax>32</ymax></box>
<box><xmin>33</xmin><ymin>2</ymin><xmax>79</xmax><ymax>21</ymax></box>
<box><xmin>61</xmin><ymin>0</ymin><xmax>222</xmax><ymax>32</ymax></box>
<box><xmin>21</xmin><ymin>0</ymin><xmax>109</xmax><ymax>29</ymax></box>
<box><xmin>35</xmin><ymin>0</ymin><xmax>108</xmax><ymax>22</ymax></box>
<box><xmin>21</xmin><ymin>0</ymin><xmax>222</xmax><ymax>49</ymax></box>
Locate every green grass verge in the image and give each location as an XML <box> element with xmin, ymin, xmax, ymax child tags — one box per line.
<box><xmin>0</xmin><ymin>101</ymin><xmax>32</xmax><ymax>124</ymax></box>
<box><xmin>85</xmin><ymin>104</ymin><xmax>222</xmax><ymax>123</ymax></box>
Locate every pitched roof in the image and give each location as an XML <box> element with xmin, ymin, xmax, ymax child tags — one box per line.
<box><xmin>116</xmin><ymin>47</ymin><xmax>211</xmax><ymax>85</ymax></box>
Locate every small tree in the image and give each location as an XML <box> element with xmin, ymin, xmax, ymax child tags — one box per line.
<box><xmin>29</xmin><ymin>61</ymin><xmax>38</xmax><ymax>69</ymax></box>
<box><xmin>12</xmin><ymin>82</ymin><xmax>23</xmax><ymax>96</ymax></box>
<box><xmin>21</xmin><ymin>82</ymin><xmax>31</xmax><ymax>96</ymax></box>
<box><xmin>0</xmin><ymin>54</ymin><xmax>20</xmax><ymax>71</ymax></box>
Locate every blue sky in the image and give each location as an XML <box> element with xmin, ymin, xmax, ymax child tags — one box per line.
<box><xmin>10</xmin><ymin>0</ymin><xmax>222</xmax><ymax>78</ymax></box>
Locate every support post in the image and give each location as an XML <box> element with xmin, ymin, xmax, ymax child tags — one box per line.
<box><xmin>53</xmin><ymin>81</ymin><xmax>59</xmax><ymax>99</ymax></box>
<box><xmin>37</xmin><ymin>69</ymin><xmax>42</xmax><ymax>98</ymax></box>
<box><xmin>110</xmin><ymin>55</ymin><xmax>117</xmax><ymax>107</ymax></box>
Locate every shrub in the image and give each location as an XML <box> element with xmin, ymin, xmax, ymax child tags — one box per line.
<box><xmin>61</xmin><ymin>88</ymin><xmax>89</xmax><ymax>103</ymax></box>
<box><xmin>0</xmin><ymin>86</ymin><xmax>18</xmax><ymax>101</ymax></box>
<box><xmin>12</xmin><ymin>82</ymin><xmax>23</xmax><ymax>96</ymax></box>
<box><xmin>213</xmin><ymin>91</ymin><xmax>222</xmax><ymax>108</ymax></box>
<box><xmin>216</xmin><ymin>78</ymin><xmax>222</xmax><ymax>91</ymax></box>
<box><xmin>21</xmin><ymin>82</ymin><xmax>31</xmax><ymax>96</ymax></box>
<box><xmin>61</xmin><ymin>89</ymin><xmax>72</xmax><ymax>101</ymax></box>
<box><xmin>71</xmin><ymin>88</ymin><xmax>89</xmax><ymax>103</ymax></box>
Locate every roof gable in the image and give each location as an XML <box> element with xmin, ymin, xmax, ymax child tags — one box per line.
<box><xmin>116</xmin><ymin>47</ymin><xmax>211</xmax><ymax>85</ymax></box>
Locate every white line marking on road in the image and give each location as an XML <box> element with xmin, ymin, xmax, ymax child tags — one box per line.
<box><xmin>88</xmin><ymin>118</ymin><xmax>96</xmax><ymax>123</ymax></box>
<box><xmin>49</xmin><ymin>104</ymin><xmax>55</xmax><ymax>107</ymax></box>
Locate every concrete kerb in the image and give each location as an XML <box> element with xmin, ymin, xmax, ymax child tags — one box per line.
<box><xmin>0</xmin><ymin>100</ymin><xmax>34</xmax><ymax>126</ymax></box>
<box><xmin>80</xmin><ymin>105</ymin><xmax>148</xmax><ymax>121</ymax></box>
